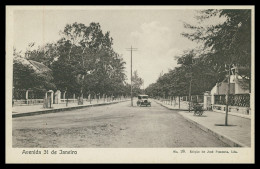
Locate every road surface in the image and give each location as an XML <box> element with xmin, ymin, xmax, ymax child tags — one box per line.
<box><xmin>13</xmin><ymin>99</ymin><xmax>229</xmax><ymax>147</ymax></box>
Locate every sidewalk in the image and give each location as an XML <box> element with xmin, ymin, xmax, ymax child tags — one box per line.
<box><xmin>12</xmin><ymin>99</ymin><xmax>129</xmax><ymax>118</ymax></box>
<box><xmin>153</xmin><ymin>99</ymin><xmax>251</xmax><ymax>147</ymax></box>
<box><xmin>154</xmin><ymin>99</ymin><xmax>251</xmax><ymax>119</ymax></box>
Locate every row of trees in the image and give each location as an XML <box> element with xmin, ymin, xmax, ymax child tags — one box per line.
<box><xmin>13</xmin><ymin>22</ymin><xmax>144</xmax><ymax>98</ymax></box>
<box><xmin>145</xmin><ymin>50</ymin><xmax>226</xmax><ymax>98</ymax></box>
<box><xmin>146</xmin><ymin>9</ymin><xmax>251</xmax><ymax>99</ymax></box>
<box><xmin>146</xmin><ymin>9</ymin><xmax>252</xmax><ymax>125</ymax></box>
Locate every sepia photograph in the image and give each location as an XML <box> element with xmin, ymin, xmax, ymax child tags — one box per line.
<box><xmin>6</xmin><ymin>5</ymin><xmax>254</xmax><ymax>163</ymax></box>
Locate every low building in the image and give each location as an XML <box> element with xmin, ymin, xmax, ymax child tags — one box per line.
<box><xmin>13</xmin><ymin>56</ymin><xmax>54</xmax><ymax>105</ymax></box>
<box><xmin>209</xmin><ymin>66</ymin><xmax>251</xmax><ymax>116</ymax></box>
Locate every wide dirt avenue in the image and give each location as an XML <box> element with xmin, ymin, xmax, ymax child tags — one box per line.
<box><xmin>13</xmin><ymin>99</ymin><xmax>228</xmax><ymax>148</ymax></box>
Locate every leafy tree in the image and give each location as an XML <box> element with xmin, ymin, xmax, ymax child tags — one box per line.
<box><xmin>22</xmin><ymin>22</ymin><xmax>128</xmax><ymax>99</ymax></box>
<box><xmin>25</xmin><ymin>43</ymin><xmax>59</xmax><ymax>67</ymax></box>
<box><xmin>145</xmin><ymin>49</ymin><xmax>225</xmax><ymax>100</ymax></box>
<box><xmin>13</xmin><ymin>49</ymin><xmax>56</xmax><ymax>98</ymax></box>
<box><xmin>182</xmin><ymin>9</ymin><xmax>251</xmax><ymax>83</ymax></box>
<box><xmin>13</xmin><ymin>58</ymin><xmax>36</xmax><ymax>91</ymax></box>
<box><xmin>131</xmin><ymin>70</ymin><xmax>144</xmax><ymax>96</ymax></box>
<box><xmin>145</xmin><ymin>10</ymin><xmax>251</xmax><ymax>121</ymax></box>
<box><xmin>182</xmin><ymin>9</ymin><xmax>251</xmax><ymax>125</ymax></box>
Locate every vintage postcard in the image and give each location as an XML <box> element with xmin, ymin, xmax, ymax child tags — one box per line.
<box><xmin>6</xmin><ymin>5</ymin><xmax>255</xmax><ymax>163</ymax></box>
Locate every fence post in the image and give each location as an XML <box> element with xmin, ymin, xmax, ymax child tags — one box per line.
<box><xmin>179</xmin><ymin>96</ymin><xmax>180</xmax><ymax>109</ymax></box>
<box><xmin>89</xmin><ymin>94</ymin><xmax>91</xmax><ymax>104</ymax></box>
<box><xmin>26</xmin><ymin>90</ymin><xmax>29</xmax><ymax>104</ymax></box>
<box><xmin>50</xmin><ymin>90</ymin><xmax>54</xmax><ymax>105</ymax></box>
<box><xmin>66</xmin><ymin>92</ymin><xmax>68</xmax><ymax>107</ymax></box>
<box><xmin>55</xmin><ymin>90</ymin><xmax>61</xmax><ymax>104</ymax></box>
<box><xmin>63</xmin><ymin>91</ymin><xmax>66</xmax><ymax>100</ymax></box>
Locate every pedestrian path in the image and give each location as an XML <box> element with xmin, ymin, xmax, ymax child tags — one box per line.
<box><xmin>12</xmin><ymin>99</ymin><xmax>129</xmax><ymax>118</ymax></box>
<box><xmin>156</xmin><ymin>99</ymin><xmax>251</xmax><ymax>119</ymax></box>
<box><xmin>157</xmin><ymin>99</ymin><xmax>190</xmax><ymax>110</ymax></box>
<box><xmin>13</xmin><ymin>102</ymin><xmax>88</xmax><ymax>114</ymax></box>
<box><xmin>153</xmin><ymin>99</ymin><xmax>252</xmax><ymax>147</ymax></box>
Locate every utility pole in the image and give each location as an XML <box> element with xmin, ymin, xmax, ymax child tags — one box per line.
<box><xmin>189</xmin><ymin>76</ymin><xmax>192</xmax><ymax>112</ymax></box>
<box><xmin>126</xmin><ymin>46</ymin><xmax>138</xmax><ymax>106</ymax></box>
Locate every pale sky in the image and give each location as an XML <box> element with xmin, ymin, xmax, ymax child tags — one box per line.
<box><xmin>13</xmin><ymin>8</ymin><xmax>202</xmax><ymax>88</ymax></box>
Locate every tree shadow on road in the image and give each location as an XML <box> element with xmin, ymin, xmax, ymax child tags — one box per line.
<box><xmin>193</xmin><ymin>115</ymin><xmax>207</xmax><ymax>117</ymax></box>
<box><xmin>214</xmin><ymin>124</ymin><xmax>237</xmax><ymax>127</ymax></box>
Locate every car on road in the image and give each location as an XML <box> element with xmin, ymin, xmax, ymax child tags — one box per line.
<box><xmin>137</xmin><ymin>94</ymin><xmax>151</xmax><ymax>107</ymax></box>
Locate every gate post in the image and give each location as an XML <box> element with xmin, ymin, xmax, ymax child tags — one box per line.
<box><xmin>204</xmin><ymin>91</ymin><xmax>211</xmax><ymax>110</ymax></box>
<box><xmin>179</xmin><ymin>96</ymin><xmax>181</xmax><ymax>109</ymax></box>
<box><xmin>26</xmin><ymin>90</ymin><xmax>29</xmax><ymax>104</ymax></box>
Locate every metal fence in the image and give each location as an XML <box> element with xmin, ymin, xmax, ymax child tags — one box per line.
<box><xmin>13</xmin><ymin>89</ymin><xmax>46</xmax><ymax>105</ymax></box>
<box><xmin>181</xmin><ymin>95</ymin><xmax>204</xmax><ymax>103</ymax></box>
<box><xmin>214</xmin><ymin>93</ymin><xmax>250</xmax><ymax>107</ymax></box>
<box><xmin>13</xmin><ymin>88</ymin><xmax>129</xmax><ymax>106</ymax></box>
<box><xmin>160</xmin><ymin>95</ymin><xmax>204</xmax><ymax>104</ymax></box>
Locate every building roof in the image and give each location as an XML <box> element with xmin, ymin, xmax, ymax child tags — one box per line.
<box><xmin>235</xmin><ymin>78</ymin><xmax>250</xmax><ymax>90</ymax></box>
<box><xmin>28</xmin><ymin>60</ymin><xmax>51</xmax><ymax>72</ymax></box>
<box><xmin>14</xmin><ymin>56</ymin><xmax>51</xmax><ymax>73</ymax></box>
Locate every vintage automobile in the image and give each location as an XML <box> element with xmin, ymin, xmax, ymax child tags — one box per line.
<box><xmin>137</xmin><ymin>94</ymin><xmax>151</xmax><ymax>107</ymax></box>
